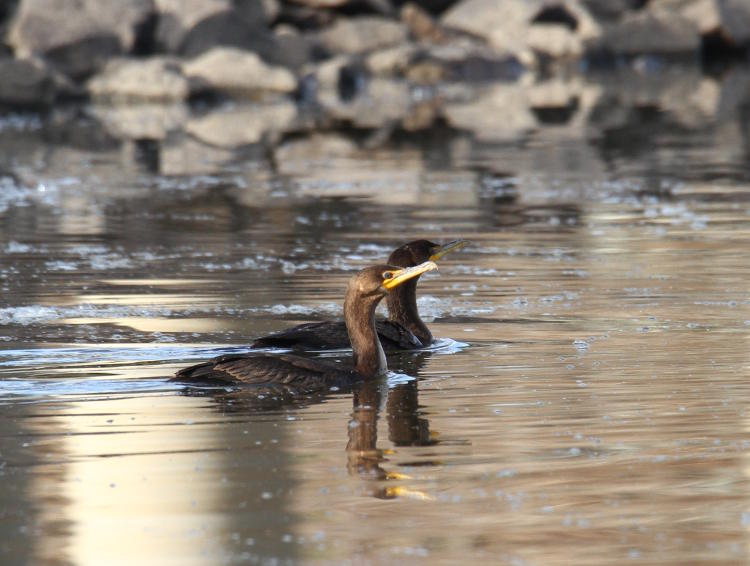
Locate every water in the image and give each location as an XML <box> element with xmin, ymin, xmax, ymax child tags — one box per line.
<box><xmin>2</xmin><ymin>70</ymin><xmax>750</xmax><ymax>564</ymax></box>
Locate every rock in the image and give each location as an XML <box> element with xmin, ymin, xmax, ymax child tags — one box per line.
<box><xmin>650</xmin><ymin>0</ymin><xmax>750</xmax><ymax>48</ymax></box>
<box><xmin>442</xmin><ymin>84</ymin><xmax>537</xmax><ymax>141</ymax></box>
<box><xmin>185</xmin><ymin>101</ymin><xmax>297</xmax><ymax>147</ymax></box>
<box><xmin>718</xmin><ymin>0</ymin><xmax>750</xmax><ymax>46</ymax></box>
<box><xmin>160</xmin><ymin>135</ymin><xmax>237</xmax><ymax>175</ymax></box>
<box><xmin>154</xmin><ymin>0</ymin><xmax>230</xmax><ymax>52</ymax></box>
<box><xmin>287</xmin><ymin>0</ymin><xmax>350</xmax><ymax>7</ymax></box>
<box><xmin>302</xmin><ymin>54</ymin><xmax>368</xmax><ymax>102</ymax></box>
<box><xmin>88</xmin><ymin>102</ymin><xmax>189</xmax><ymax>140</ymax></box>
<box><xmin>579</xmin><ymin>0</ymin><xmax>638</xmax><ymax>22</ymax></box>
<box><xmin>401</xmin><ymin>3</ymin><xmax>448</xmax><ymax>43</ymax></box>
<box><xmin>274</xmin><ymin>133</ymin><xmax>357</xmax><ymax>176</ymax></box>
<box><xmin>527</xmin><ymin>24</ymin><xmax>583</xmax><ymax>59</ymax></box>
<box><xmin>317</xmin><ymin>77</ymin><xmax>412</xmax><ymax>128</ymax></box>
<box><xmin>442</xmin><ymin>0</ymin><xmax>599</xmax><ymax>62</ymax></box>
<box><xmin>273</xmin><ymin>25</ymin><xmax>323</xmax><ymax>71</ymax></box>
<box><xmin>442</xmin><ymin>0</ymin><xmax>538</xmax><ymax>56</ymax></box>
<box><xmin>600</xmin><ymin>10</ymin><xmax>701</xmax><ymax>55</ymax></box>
<box><xmin>183</xmin><ymin>47</ymin><xmax>297</xmax><ymax>97</ymax></box>
<box><xmin>319</xmin><ymin>17</ymin><xmax>409</xmax><ymax>55</ymax></box>
<box><xmin>405</xmin><ymin>38</ymin><xmax>525</xmax><ymax>84</ymax></box>
<box><xmin>7</xmin><ymin>0</ymin><xmax>155</xmax><ymax>78</ymax></box>
<box><xmin>180</xmin><ymin>8</ymin><xmax>279</xmax><ymax>63</ymax></box>
<box><xmin>366</xmin><ymin>44</ymin><xmax>418</xmax><ymax>76</ymax></box>
<box><xmin>88</xmin><ymin>57</ymin><xmax>189</xmax><ymax>102</ymax></box>
<box><xmin>0</xmin><ymin>56</ymin><xmax>56</xmax><ymax>107</ymax></box>
<box><xmin>667</xmin><ymin>0</ymin><xmax>720</xmax><ymax>36</ymax></box>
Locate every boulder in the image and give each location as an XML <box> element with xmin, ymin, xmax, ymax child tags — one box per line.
<box><xmin>366</xmin><ymin>44</ymin><xmax>418</xmax><ymax>76</ymax></box>
<box><xmin>0</xmin><ymin>56</ymin><xmax>56</xmax><ymax>107</ymax></box>
<box><xmin>442</xmin><ymin>0</ymin><xmax>599</xmax><ymax>61</ymax></box>
<box><xmin>405</xmin><ymin>38</ymin><xmax>524</xmax><ymax>84</ymax></box>
<box><xmin>600</xmin><ymin>10</ymin><xmax>701</xmax><ymax>55</ymax></box>
<box><xmin>183</xmin><ymin>47</ymin><xmax>297</xmax><ymax>97</ymax></box>
<box><xmin>401</xmin><ymin>3</ymin><xmax>448</xmax><ymax>43</ymax></box>
<box><xmin>273</xmin><ymin>24</ymin><xmax>324</xmax><ymax>71</ymax></box>
<box><xmin>160</xmin><ymin>135</ymin><xmax>237</xmax><ymax>175</ymax></box>
<box><xmin>286</xmin><ymin>0</ymin><xmax>351</xmax><ymax>6</ymax></box>
<box><xmin>319</xmin><ymin>17</ymin><xmax>409</xmax><ymax>55</ymax></box>
<box><xmin>87</xmin><ymin>57</ymin><xmax>189</xmax><ymax>102</ymax></box>
<box><xmin>442</xmin><ymin>84</ymin><xmax>537</xmax><ymax>141</ymax></box>
<box><xmin>317</xmin><ymin>77</ymin><xmax>412</xmax><ymax>128</ymax></box>
<box><xmin>185</xmin><ymin>101</ymin><xmax>297</xmax><ymax>147</ymax></box>
<box><xmin>7</xmin><ymin>0</ymin><xmax>155</xmax><ymax>78</ymax></box>
<box><xmin>154</xmin><ymin>0</ymin><xmax>230</xmax><ymax>52</ymax></box>
<box><xmin>88</xmin><ymin>102</ymin><xmax>189</xmax><ymax>140</ymax></box>
<box><xmin>718</xmin><ymin>0</ymin><xmax>750</xmax><ymax>46</ymax></box>
<box><xmin>179</xmin><ymin>8</ymin><xmax>279</xmax><ymax>64</ymax></box>
<box><xmin>274</xmin><ymin>133</ymin><xmax>357</xmax><ymax>176</ymax></box>
<box><xmin>660</xmin><ymin>0</ymin><xmax>750</xmax><ymax>47</ymax></box>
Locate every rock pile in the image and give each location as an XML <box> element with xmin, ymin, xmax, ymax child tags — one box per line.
<box><xmin>0</xmin><ymin>0</ymin><xmax>748</xmax><ymax>109</ymax></box>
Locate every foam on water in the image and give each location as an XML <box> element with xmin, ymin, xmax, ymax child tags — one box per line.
<box><xmin>0</xmin><ymin>345</ymin><xmax>250</xmax><ymax>367</ymax></box>
<box><xmin>0</xmin><ymin>377</ymin><xmax>174</xmax><ymax>400</ymax></box>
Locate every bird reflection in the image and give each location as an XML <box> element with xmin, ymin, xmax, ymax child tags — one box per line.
<box><xmin>178</xmin><ymin>349</ymin><xmax>439</xmax><ymax>500</ymax></box>
<box><xmin>346</xmin><ymin>350</ymin><xmax>438</xmax><ymax>500</ymax></box>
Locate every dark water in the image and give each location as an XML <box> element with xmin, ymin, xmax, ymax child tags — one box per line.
<box><xmin>2</xmin><ymin>67</ymin><xmax>750</xmax><ymax>564</ymax></box>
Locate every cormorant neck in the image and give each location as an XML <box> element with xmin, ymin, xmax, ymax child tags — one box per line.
<box><xmin>345</xmin><ymin>287</ymin><xmax>387</xmax><ymax>377</ymax></box>
<box><xmin>385</xmin><ymin>276</ymin><xmax>432</xmax><ymax>346</ymax></box>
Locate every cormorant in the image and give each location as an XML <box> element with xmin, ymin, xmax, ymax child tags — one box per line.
<box><xmin>172</xmin><ymin>261</ymin><xmax>438</xmax><ymax>393</ymax></box>
<box><xmin>251</xmin><ymin>240</ymin><xmax>467</xmax><ymax>351</ymax></box>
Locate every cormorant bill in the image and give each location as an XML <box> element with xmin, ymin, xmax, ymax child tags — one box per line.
<box><xmin>172</xmin><ymin>261</ymin><xmax>438</xmax><ymax>394</ymax></box>
<box><xmin>251</xmin><ymin>239</ymin><xmax>468</xmax><ymax>351</ymax></box>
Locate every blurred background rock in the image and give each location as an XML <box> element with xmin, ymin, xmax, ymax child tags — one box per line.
<box><xmin>0</xmin><ymin>0</ymin><xmax>749</xmax><ymax>178</ymax></box>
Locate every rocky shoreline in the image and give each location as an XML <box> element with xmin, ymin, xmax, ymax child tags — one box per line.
<box><xmin>1</xmin><ymin>0</ymin><xmax>748</xmax><ymax>107</ymax></box>
<box><xmin>0</xmin><ymin>0</ymin><xmax>749</xmax><ymax>177</ymax></box>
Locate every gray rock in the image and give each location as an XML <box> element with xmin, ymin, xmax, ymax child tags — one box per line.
<box><xmin>442</xmin><ymin>0</ymin><xmax>599</xmax><ymax>63</ymax></box>
<box><xmin>287</xmin><ymin>0</ymin><xmax>350</xmax><ymax>6</ymax></box>
<box><xmin>185</xmin><ymin>101</ymin><xmax>298</xmax><ymax>147</ymax></box>
<box><xmin>274</xmin><ymin>133</ymin><xmax>357</xmax><ymax>176</ymax></box>
<box><xmin>319</xmin><ymin>17</ymin><xmax>409</xmax><ymax>55</ymax></box>
<box><xmin>317</xmin><ymin>77</ymin><xmax>412</xmax><ymax>128</ymax></box>
<box><xmin>154</xmin><ymin>0</ymin><xmax>230</xmax><ymax>53</ymax></box>
<box><xmin>0</xmin><ymin>56</ymin><xmax>56</xmax><ymax>107</ymax></box>
<box><xmin>7</xmin><ymin>0</ymin><xmax>155</xmax><ymax>78</ymax></box>
<box><xmin>179</xmin><ymin>7</ymin><xmax>279</xmax><ymax>63</ymax></box>
<box><xmin>89</xmin><ymin>102</ymin><xmax>189</xmax><ymax>140</ymax></box>
<box><xmin>401</xmin><ymin>3</ymin><xmax>449</xmax><ymax>43</ymax></box>
<box><xmin>660</xmin><ymin>0</ymin><xmax>750</xmax><ymax>48</ymax></box>
<box><xmin>442</xmin><ymin>84</ymin><xmax>537</xmax><ymax>141</ymax></box>
<box><xmin>405</xmin><ymin>38</ymin><xmax>524</xmax><ymax>83</ymax></box>
<box><xmin>183</xmin><ymin>47</ymin><xmax>297</xmax><ymax>97</ymax></box>
<box><xmin>366</xmin><ymin>44</ymin><xmax>419</xmax><ymax>76</ymax></box>
<box><xmin>718</xmin><ymin>0</ymin><xmax>750</xmax><ymax>46</ymax></box>
<box><xmin>600</xmin><ymin>10</ymin><xmax>701</xmax><ymax>55</ymax></box>
<box><xmin>88</xmin><ymin>57</ymin><xmax>189</xmax><ymax>102</ymax></box>
<box><xmin>273</xmin><ymin>25</ymin><xmax>323</xmax><ymax>71</ymax></box>
<box><xmin>160</xmin><ymin>135</ymin><xmax>237</xmax><ymax>175</ymax></box>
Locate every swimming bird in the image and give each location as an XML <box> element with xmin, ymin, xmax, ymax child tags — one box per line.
<box><xmin>251</xmin><ymin>239</ymin><xmax>467</xmax><ymax>351</ymax></box>
<box><xmin>172</xmin><ymin>261</ymin><xmax>438</xmax><ymax>393</ymax></box>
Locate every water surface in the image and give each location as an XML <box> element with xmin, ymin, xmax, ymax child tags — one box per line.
<box><xmin>2</xmin><ymin>75</ymin><xmax>750</xmax><ymax>564</ymax></box>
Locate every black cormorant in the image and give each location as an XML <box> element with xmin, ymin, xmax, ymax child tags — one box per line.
<box><xmin>172</xmin><ymin>261</ymin><xmax>438</xmax><ymax>393</ymax></box>
<box><xmin>251</xmin><ymin>240</ymin><xmax>467</xmax><ymax>351</ymax></box>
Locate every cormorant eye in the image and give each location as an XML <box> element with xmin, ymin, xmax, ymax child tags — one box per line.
<box><xmin>382</xmin><ymin>271</ymin><xmax>393</xmax><ymax>280</ymax></box>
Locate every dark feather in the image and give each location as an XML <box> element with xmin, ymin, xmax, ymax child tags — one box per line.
<box><xmin>251</xmin><ymin>318</ymin><xmax>422</xmax><ymax>351</ymax></box>
<box><xmin>172</xmin><ymin>352</ymin><xmax>360</xmax><ymax>394</ymax></box>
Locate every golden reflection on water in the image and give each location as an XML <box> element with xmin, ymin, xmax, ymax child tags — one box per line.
<box><xmin>2</xmin><ymin>148</ymin><xmax>750</xmax><ymax>564</ymax></box>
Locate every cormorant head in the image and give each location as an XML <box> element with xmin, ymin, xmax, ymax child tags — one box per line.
<box><xmin>387</xmin><ymin>239</ymin><xmax>469</xmax><ymax>268</ymax></box>
<box><xmin>351</xmin><ymin>261</ymin><xmax>438</xmax><ymax>298</ymax></box>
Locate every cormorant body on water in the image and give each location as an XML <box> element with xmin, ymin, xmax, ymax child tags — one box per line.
<box><xmin>172</xmin><ymin>261</ymin><xmax>438</xmax><ymax>393</ymax></box>
<box><xmin>251</xmin><ymin>240</ymin><xmax>467</xmax><ymax>351</ymax></box>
